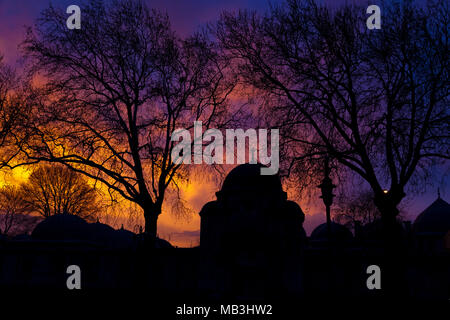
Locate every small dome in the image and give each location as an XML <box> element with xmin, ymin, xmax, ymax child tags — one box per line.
<box><xmin>116</xmin><ymin>228</ymin><xmax>135</xmax><ymax>237</ymax></box>
<box><xmin>86</xmin><ymin>222</ymin><xmax>116</xmax><ymax>245</ymax></box>
<box><xmin>310</xmin><ymin>222</ymin><xmax>353</xmax><ymax>242</ymax></box>
<box><xmin>31</xmin><ymin>215</ymin><xmax>141</xmax><ymax>248</ymax></box>
<box><xmin>114</xmin><ymin>228</ymin><xmax>136</xmax><ymax>248</ymax></box>
<box><xmin>87</xmin><ymin>223</ymin><xmax>137</xmax><ymax>248</ymax></box>
<box><xmin>413</xmin><ymin>197</ymin><xmax>450</xmax><ymax>235</ymax></box>
<box><xmin>221</xmin><ymin>163</ymin><xmax>282</xmax><ymax>194</ymax></box>
<box><xmin>32</xmin><ymin>214</ymin><xmax>91</xmax><ymax>242</ymax></box>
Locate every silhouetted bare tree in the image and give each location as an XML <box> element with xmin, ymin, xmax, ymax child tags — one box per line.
<box><xmin>333</xmin><ymin>189</ymin><xmax>382</xmax><ymax>232</ymax></box>
<box><xmin>20</xmin><ymin>165</ymin><xmax>99</xmax><ymax>221</ymax></box>
<box><xmin>16</xmin><ymin>0</ymin><xmax>235</xmax><ymax>238</ymax></box>
<box><xmin>0</xmin><ymin>185</ymin><xmax>31</xmax><ymax>235</ymax></box>
<box><xmin>215</xmin><ymin>0</ymin><xmax>449</xmax><ymax>230</ymax></box>
<box><xmin>0</xmin><ymin>55</ymin><xmax>28</xmax><ymax>156</ymax></box>
<box><xmin>0</xmin><ymin>55</ymin><xmax>14</xmax><ymax>142</ymax></box>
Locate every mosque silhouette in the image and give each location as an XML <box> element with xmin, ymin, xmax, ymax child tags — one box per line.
<box><xmin>0</xmin><ymin>163</ymin><xmax>449</xmax><ymax>301</ymax></box>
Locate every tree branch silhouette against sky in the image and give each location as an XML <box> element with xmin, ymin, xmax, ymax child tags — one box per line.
<box><xmin>0</xmin><ymin>0</ymin><xmax>448</xmax><ymax>246</ymax></box>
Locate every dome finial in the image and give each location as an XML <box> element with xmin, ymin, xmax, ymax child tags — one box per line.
<box><xmin>438</xmin><ymin>188</ymin><xmax>441</xmax><ymax>199</ymax></box>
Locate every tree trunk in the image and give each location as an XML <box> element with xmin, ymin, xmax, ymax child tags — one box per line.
<box><xmin>144</xmin><ymin>210</ymin><xmax>159</xmax><ymax>240</ymax></box>
<box><xmin>374</xmin><ymin>196</ymin><xmax>401</xmax><ymax>245</ymax></box>
<box><xmin>373</xmin><ymin>191</ymin><xmax>407</xmax><ymax>298</ymax></box>
<box><xmin>374</xmin><ymin>188</ymin><xmax>405</xmax><ymax>225</ymax></box>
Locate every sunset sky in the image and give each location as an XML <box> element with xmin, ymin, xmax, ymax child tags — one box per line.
<box><xmin>0</xmin><ymin>0</ymin><xmax>446</xmax><ymax>247</ymax></box>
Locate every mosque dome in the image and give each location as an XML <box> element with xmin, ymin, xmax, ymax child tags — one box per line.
<box><xmin>310</xmin><ymin>222</ymin><xmax>353</xmax><ymax>242</ymax></box>
<box><xmin>220</xmin><ymin>163</ymin><xmax>282</xmax><ymax>194</ymax></box>
<box><xmin>116</xmin><ymin>227</ymin><xmax>135</xmax><ymax>238</ymax></box>
<box><xmin>31</xmin><ymin>214</ymin><xmax>173</xmax><ymax>249</ymax></box>
<box><xmin>86</xmin><ymin>221</ymin><xmax>117</xmax><ymax>245</ymax></box>
<box><xmin>32</xmin><ymin>214</ymin><xmax>91</xmax><ymax>242</ymax></box>
<box><xmin>413</xmin><ymin>197</ymin><xmax>450</xmax><ymax>235</ymax></box>
<box><xmin>114</xmin><ymin>227</ymin><xmax>136</xmax><ymax>248</ymax></box>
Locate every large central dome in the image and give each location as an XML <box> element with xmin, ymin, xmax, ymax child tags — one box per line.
<box><xmin>220</xmin><ymin>163</ymin><xmax>283</xmax><ymax>194</ymax></box>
